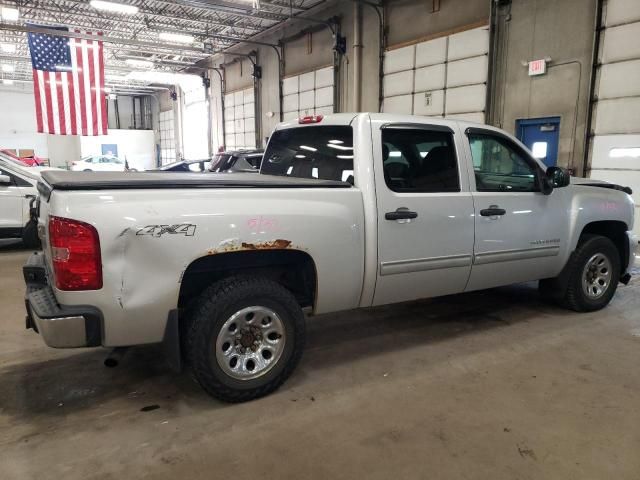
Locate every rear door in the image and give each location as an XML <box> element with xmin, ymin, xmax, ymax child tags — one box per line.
<box><xmin>372</xmin><ymin>122</ymin><xmax>475</xmax><ymax>306</ymax></box>
<box><xmin>464</xmin><ymin>127</ymin><xmax>566</xmax><ymax>291</ymax></box>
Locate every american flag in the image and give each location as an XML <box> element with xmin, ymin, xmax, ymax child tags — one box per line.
<box><xmin>27</xmin><ymin>25</ymin><xmax>107</xmax><ymax>136</ymax></box>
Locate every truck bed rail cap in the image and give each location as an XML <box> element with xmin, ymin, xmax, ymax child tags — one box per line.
<box><xmin>40</xmin><ymin>171</ymin><xmax>352</xmax><ymax>190</ymax></box>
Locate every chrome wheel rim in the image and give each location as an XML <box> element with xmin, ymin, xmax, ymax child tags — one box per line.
<box><xmin>581</xmin><ymin>253</ymin><xmax>612</xmax><ymax>300</ymax></box>
<box><xmin>215</xmin><ymin>306</ymin><xmax>286</xmax><ymax>381</ymax></box>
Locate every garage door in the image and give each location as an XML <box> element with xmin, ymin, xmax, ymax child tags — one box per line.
<box><xmin>382</xmin><ymin>25</ymin><xmax>489</xmax><ymax>124</ymax></box>
<box><xmin>589</xmin><ymin>0</ymin><xmax>640</xmax><ymax>233</ymax></box>
<box><xmin>159</xmin><ymin>110</ymin><xmax>176</xmax><ymax>165</ymax></box>
<box><xmin>282</xmin><ymin>66</ymin><xmax>334</xmax><ymax>122</ymax></box>
<box><xmin>224</xmin><ymin>87</ymin><xmax>256</xmax><ymax>150</ymax></box>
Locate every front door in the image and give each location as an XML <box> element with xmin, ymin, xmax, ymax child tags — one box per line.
<box><xmin>516</xmin><ymin>117</ymin><xmax>560</xmax><ymax>167</ymax></box>
<box><xmin>0</xmin><ymin>166</ymin><xmax>25</xmax><ymax>236</ymax></box>
<box><xmin>464</xmin><ymin>127</ymin><xmax>567</xmax><ymax>291</ymax></box>
<box><xmin>373</xmin><ymin>123</ymin><xmax>475</xmax><ymax>306</ymax></box>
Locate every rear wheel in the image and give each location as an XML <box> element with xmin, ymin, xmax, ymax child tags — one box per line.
<box><xmin>186</xmin><ymin>276</ymin><xmax>306</xmax><ymax>402</ymax></box>
<box><xmin>554</xmin><ymin>234</ymin><xmax>621</xmax><ymax>312</ymax></box>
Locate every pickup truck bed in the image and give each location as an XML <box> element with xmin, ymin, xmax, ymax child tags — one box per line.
<box><xmin>39</xmin><ymin>171</ymin><xmax>351</xmax><ymax>192</ymax></box>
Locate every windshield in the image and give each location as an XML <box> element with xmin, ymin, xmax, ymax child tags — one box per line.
<box><xmin>261</xmin><ymin>126</ymin><xmax>354</xmax><ymax>182</ymax></box>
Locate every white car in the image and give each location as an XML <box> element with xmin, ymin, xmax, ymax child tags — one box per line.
<box><xmin>24</xmin><ymin>113</ymin><xmax>637</xmax><ymax>402</ymax></box>
<box><xmin>71</xmin><ymin>155</ymin><xmax>133</xmax><ymax>172</ymax></box>
<box><xmin>0</xmin><ymin>153</ymin><xmax>59</xmax><ymax>247</ymax></box>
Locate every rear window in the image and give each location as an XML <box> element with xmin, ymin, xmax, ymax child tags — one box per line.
<box><xmin>261</xmin><ymin>126</ymin><xmax>354</xmax><ymax>182</ymax></box>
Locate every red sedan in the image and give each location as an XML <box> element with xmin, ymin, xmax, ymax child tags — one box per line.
<box><xmin>0</xmin><ymin>149</ymin><xmax>44</xmax><ymax>167</ymax></box>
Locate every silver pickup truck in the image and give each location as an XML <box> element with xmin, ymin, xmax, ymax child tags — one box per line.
<box><xmin>24</xmin><ymin>113</ymin><xmax>636</xmax><ymax>402</ymax></box>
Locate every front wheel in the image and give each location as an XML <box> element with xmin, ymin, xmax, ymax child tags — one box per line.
<box><xmin>560</xmin><ymin>234</ymin><xmax>621</xmax><ymax>312</ymax></box>
<box><xmin>186</xmin><ymin>276</ymin><xmax>306</xmax><ymax>402</ymax></box>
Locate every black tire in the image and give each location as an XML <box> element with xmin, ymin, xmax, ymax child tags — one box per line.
<box><xmin>83</xmin><ymin>169</ymin><xmax>92</xmax><ymax>172</ymax></box>
<box><xmin>559</xmin><ymin>234</ymin><xmax>621</xmax><ymax>312</ymax></box>
<box><xmin>186</xmin><ymin>276</ymin><xmax>306</xmax><ymax>403</ymax></box>
<box><xmin>21</xmin><ymin>219</ymin><xmax>40</xmax><ymax>249</ymax></box>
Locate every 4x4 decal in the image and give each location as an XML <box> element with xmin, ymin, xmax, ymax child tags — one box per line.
<box><xmin>136</xmin><ymin>224</ymin><xmax>197</xmax><ymax>238</ymax></box>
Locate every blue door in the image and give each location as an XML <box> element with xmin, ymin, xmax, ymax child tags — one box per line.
<box><xmin>515</xmin><ymin>117</ymin><xmax>560</xmax><ymax>167</ymax></box>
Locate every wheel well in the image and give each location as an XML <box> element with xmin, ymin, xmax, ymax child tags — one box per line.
<box><xmin>580</xmin><ymin>220</ymin><xmax>629</xmax><ymax>269</ymax></box>
<box><xmin>178</xmin><ymin>250</ymin><xmax>317</xmax><ymax>311</ymax></box>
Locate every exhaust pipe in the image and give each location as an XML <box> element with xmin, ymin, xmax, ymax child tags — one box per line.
<box><xmin>104</xmin><ymin>347</ymin><xmax>128</xmax><ymax>368</ymax></box>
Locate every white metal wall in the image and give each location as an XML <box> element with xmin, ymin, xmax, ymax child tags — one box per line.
<box><xmin>224</xmin><ymin>87</ymin><xmax>256</xmax><ymax>150</ymax></box>
<box><xmin>382</xmin><ymin>26</ymin><xmax>489</xmax><ymax>123</ymax></box>
<box><xmin>282</xmin><ymin>66</ymin><xmax>334</xmax><ymax>121</ymax></box>
<box><xmin>590</xmin><ymin>0</ymin><xmax>640</xmax><ymax>232</ymax></box>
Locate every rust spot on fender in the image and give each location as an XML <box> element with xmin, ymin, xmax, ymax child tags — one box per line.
<box><xmin>207</xmin><ymin>239</ymin><xmax>294</xmax><ymax>255</ymax></box>
<box><xmin>241</xmin><ymin>239</ymin><xmax>292</xmax><ymax>250</ymax></box>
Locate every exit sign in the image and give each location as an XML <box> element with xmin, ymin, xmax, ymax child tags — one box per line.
<box><xmin>528</xmin><ymin>59</ymin><xmax>547</xmax><ymax>76</ymax></box>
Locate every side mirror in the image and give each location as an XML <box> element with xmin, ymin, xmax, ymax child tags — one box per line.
<box><xmin>546</xmin><ymin>166</ymin><xmax>571</xmax><ymax>188</ymax></box>
<box><xmin>0</xmin><ymin>174</ymin><xmax>11</xmax><ymax>185</ymax></box>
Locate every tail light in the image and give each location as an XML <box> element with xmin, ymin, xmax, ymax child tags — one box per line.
<box><xmin>48</xmin><ymin>216</ymin><xmax>102</xmax><ymax>291</ymax></box>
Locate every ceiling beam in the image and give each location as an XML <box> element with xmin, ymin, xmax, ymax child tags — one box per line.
<box><xmin>0</xmin><ymin>23</ymin><xmax>207</xmax><ymax>54</ymax></box>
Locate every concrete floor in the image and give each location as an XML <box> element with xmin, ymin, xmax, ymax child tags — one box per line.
<box><xmin>1</xmin><ymin>245</ymin><xmax>640</xmax><ymax>479</ymax></box>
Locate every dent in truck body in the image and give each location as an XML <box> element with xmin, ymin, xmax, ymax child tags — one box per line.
<box><xmin>44</xmin><ymin>185</ymin><xmax>365</xmax><ymax>347</ymax></box>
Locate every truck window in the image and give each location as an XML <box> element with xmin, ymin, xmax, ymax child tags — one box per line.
<box><xmin>468</xmin><ymin>133</ymin><xmax>539</xmax><ymax>192</ymax></box>
<box><xmin>381</xmin><ymin>128</ymin><xmax>460</xmax><ymax>193</ymax></box>
<box><xmin>262</xmin><ymin>126</ymin><xmax>353</xmax><ymax>182</ymax></box>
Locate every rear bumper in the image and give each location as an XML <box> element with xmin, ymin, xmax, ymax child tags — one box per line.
<box><xmin>24</xmin><ymin>252</ymin><xmax>103</xmax><ymax>348</ymax></box>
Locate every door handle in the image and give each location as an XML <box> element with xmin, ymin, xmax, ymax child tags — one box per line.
<box><xmin>385</xmin><ymin>208</ymin><xmax>418</xmax><ymax>221</ymax></box>
<box><xmin>480</xmin><ymin>206</ymin><xmax>506</xmax><ymax>217</ymax></box>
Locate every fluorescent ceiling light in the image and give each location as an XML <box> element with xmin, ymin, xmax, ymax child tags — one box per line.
<box><xmin>125</xmin><ymin>58</ymin><xmax>154</xmax><ymax>69</ymax></box>
<box><xmin>1</xmin><ymin>6</ymin><xmax>19</xmax><ymax>21</ymax></box>
<box><xmin>159</xmin><ymin>32</ymin><xmax>195</xmax><ymax>44</ymax></box>
<box><xmin>328</xmin><ymin>139</ymin><xmax>343</xmax><ymax>144</ymax></box>
<box><xmin>337</xmin><ymin>155</ymin><xmax>353</xmax><ymax>159</ymax></box>
<box><xmin>2</xmin><ymin>64</ymin><xmax>14</xmax><ymax>73</ymax></box>
<box><xmin>90</xmin><ymin>0</ymin><xmax>139</xmax><ymax>15</ymax></box>
<box><xmin>300</xmin><ymin>145</ymin><xmax>317</xmax><ymax>152</ymax></box>
<box><xmin>0</xmin><ymin>43</ymin><xmax>16</xmax><ymax>53</ymax></box>
<box><xmin>2</xmin><ymin>79</ymin><xmax>14</xmax><ymax>85</ymax></box>
<box><xmin>295</xmin><ymin>154</ymin><xmax>306</xmax><ymax>158</ymax></box>
<box><xmin>327</xmin><ymin>143</ymin><xmax>352</xmax><ymax>151</ymax></box>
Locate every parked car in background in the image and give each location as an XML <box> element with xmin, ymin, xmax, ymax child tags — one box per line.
<box><xmin>71</xmin><ymin>155</ymin><xmax>135</xmax><ymax>172</ymax></box>
<box><xmin>0</xmin><ymin>152</ymin><xmax>59</xmax><ymax>247</ymax></box>
<box><xmin>153</xmin><ymin>159</ymin><xmax>210</xmax><ymax>173</ymax></box>
<box><xmin>209</xmin><ymin>149</ymin><xmax>263</xmax><ymax>173</ymax></box>
<box><xmin>1</xmin><ymin>149</ymin><xmax>44</xmax><ymax>167</ymax></box>
<box><xmin>23</xmin><ymin>114</ymin><xmax>636</xmax><ymax>402</ymax></box>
